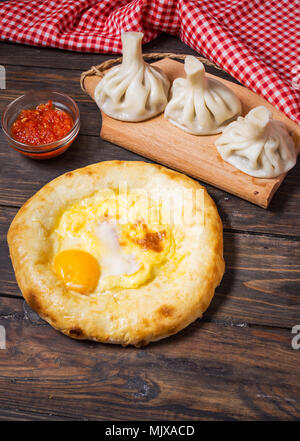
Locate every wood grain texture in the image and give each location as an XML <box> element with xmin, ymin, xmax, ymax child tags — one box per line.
<box><xmin>1</xmin><ymin>34</ymin><xmax>299</xmax><ymax>422</ymax></box>
<box><xmin>1</xmin><ymin>205</ymin><xmax>299</xmax><ymax>328</ymax></box>
<box><xmin>1</xmin><ymin>69</ymin><xmax>299</xmax><ymax>234</ymax></box>
<box><xmin>0</xmin><ymin>297</ymin><xmax>299</xmax><ymax>421</ymax></box>
<box><xmin>0</xmin><ymin>33</ymin><xmax>238</xmax><ymax>82</ymax></box>
<box><xmin>0</xmin><ymin>60</ymin><xmax>233</xmax><ymax>138</ymax></box>
<box><xmin>0</xmin><ymin>131</ymin><xmax>299</xmax><ymax>236</ymax></box>
<box><xmin>84</xmin><ymin>58</ymin><xmax>299</xmax><ymax>208</ymax></box>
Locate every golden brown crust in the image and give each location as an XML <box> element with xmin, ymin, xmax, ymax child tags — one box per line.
<box><xmin>7</xmin><ymin>161</ymin><xmax>225</xmax><ymax>346</ymax></box>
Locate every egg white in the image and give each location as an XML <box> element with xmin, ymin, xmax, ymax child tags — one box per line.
<box><xmin>50</xmin><ymin>190</ymin><xmax>178</xmax><ymax>293</ymax></box>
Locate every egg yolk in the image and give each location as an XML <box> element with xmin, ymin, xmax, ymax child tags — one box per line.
<box><xmin>54</xmin><ymin>249</ymin><xmax>100</xmax><ymax>294</ymax></box>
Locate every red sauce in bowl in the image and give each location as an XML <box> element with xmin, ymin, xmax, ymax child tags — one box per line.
<box><xmin>10</xmin><ymin>100</ymin><xmax>73</xmax><ymax>146</ymax></box>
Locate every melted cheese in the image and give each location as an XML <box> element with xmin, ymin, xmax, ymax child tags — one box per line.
<box><xmin>51</xmin><ymin>190</ymin><xmax>174</xmax><ymax>293</ymax></box>
<box><xmin>96</xmin><ymin>222</ymin><xmax>139</xmax><ymax>277</ymax></box>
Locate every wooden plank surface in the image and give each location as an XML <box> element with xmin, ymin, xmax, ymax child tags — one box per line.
<box><xmin>1</xmin><ymin>34</ymin><xmax>240</xmax><ymax>83</ymax></box>
<box><xmin>0</xmin><ymin>132</ymin><xmax>299</xmax><ymax>236</ymax></box>
<box><xmin>84</xmin><ymin>59</ymin><xmax>299</xmax><ymax>208</ymax></box>
<box><xmin>1</xmin><ymin>206</ymin><xmax>299</xmax><ymax>328</ymax></box>
<box><xmin>1</xmin><ymin>56</ymin><xmax>299</xmax><ymax>234</ymax></box>
<box><xmin>0</xmin><ymin>297</ymin><xmax>299</xmax><ymax>421</ymax></box>
<box><xmin>0</xmin><ymin>34</ymin><xmax>299</xmax><ymax>421</ymax></box>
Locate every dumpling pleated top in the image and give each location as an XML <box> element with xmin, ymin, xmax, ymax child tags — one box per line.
<box><xmin>94</xmin><ymin>32</ymin><xmax>170</xmax><ymax>122</ymax></box>
<box><xmin>215</xmin><ymin>106</ymin><xmax>297</xmax><ymax>178</ymax></box>
<box><xmin>164</xmin><ymin>55</ymin><xmax>241</xmax><ymax>135</ymax></box>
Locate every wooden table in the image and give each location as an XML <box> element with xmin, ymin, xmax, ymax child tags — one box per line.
<box><xmin>0</xmin><ymin>34</ymin><xmax>299</xmax><ymax>421</ymax></box>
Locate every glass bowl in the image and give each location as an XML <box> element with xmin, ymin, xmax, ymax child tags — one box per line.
<box><xmin>1</xmin><ymin>90</ymin><xmax>80</xmax><ymax>159</ymax></box>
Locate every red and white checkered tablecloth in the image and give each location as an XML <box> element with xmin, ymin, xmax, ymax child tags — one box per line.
<box><xmin>0</xmin><ymin>0</ymin><xmax>299</xmax><ymax>123</ymax></box>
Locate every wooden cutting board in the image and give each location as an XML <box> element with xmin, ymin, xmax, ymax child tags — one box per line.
<box><xmin>83</xmin><ymin>58</ymin><xmax>300</xmax><ymax>208</ymax></box>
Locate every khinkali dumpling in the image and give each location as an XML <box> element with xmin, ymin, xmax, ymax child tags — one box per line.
<box><xmin>164</xmin><ymin>55</ymin><xmax>241</xmax><ymax>135</ymax></box>
<box><xmin>215</xmin><ymin>106</ymin><xmax>297</xmax><ymax>178</ymax></box>
<box><xmin>94</xmin><ymin>32</ymin><xmax>170</xmax><ymax>122</ymax></box>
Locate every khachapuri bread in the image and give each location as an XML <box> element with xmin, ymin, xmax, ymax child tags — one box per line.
<box><xmin>7</xmin><ymin>161</ymin><xmax>224</xmax><ymax>346</ymax></box>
